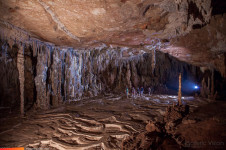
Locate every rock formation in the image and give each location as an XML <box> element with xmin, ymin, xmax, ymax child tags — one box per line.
<box><xmin>0</xmin><ymin>0</ymin><xmax>225</xmax><ymax>149</ymax></box>
<box><xmin>0</xmin><ymin>0</ymin><xmax>225</xmax><ymax>74</ymax></box>
<box><xmin>0</xmin><ymin>28</ymin><xmax>225</xmax><ymax>111</ymax></box>
<box><xmin>0</xmin><ymin>36</ymin><xmax>213</xmax><ymax>110</ymax></box>
<box><xmin>122</xmin><ymin>102</ymin><xmax>190</xmax><ymax>149</ymax></box>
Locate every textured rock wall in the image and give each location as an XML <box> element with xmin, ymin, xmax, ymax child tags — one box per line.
<box><xmin>24</xmin><ymin>45</ymin><xmax>37</xmax><ymax>111</ymax></box>
<box><xmin>17</xmin><ymin>43</ymin><xmax>205</xmax><ymax>109</ymax></box>
<box><xmin>0</xmin><ymin>40</ymin><xmax>20</xmax><ymax>107</ymax></box>
<box><xmin>1</xmin><ymin>39</ymin><xmax>225</xmax><ymax>109</ymax></box>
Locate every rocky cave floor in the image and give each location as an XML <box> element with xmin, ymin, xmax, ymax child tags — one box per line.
<box><xmin>0</xmin><ymin>94</ymin><xmax>226</xmax><ymax>150</ymax></box>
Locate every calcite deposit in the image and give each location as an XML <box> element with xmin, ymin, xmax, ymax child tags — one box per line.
<box><xmin>0</xmin><ymin>38</ymin><xmax>206</xmax><ymax>109</ymax></box>
<box><xmin>0</xmin><ymin>0</ymin><xmax>225</xmax><ymax>75</ymax></box>
<box><xmin>0</xmin><ymin>0</ymin><xmax>226</xmax><ymax>149</ymax></box>
<box><xmin>0</xmin><ymin>23</ymin><xmax>225</xmax><ymax>110</ymax></box>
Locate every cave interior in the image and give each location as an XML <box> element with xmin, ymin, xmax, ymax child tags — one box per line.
<box><xmin>0</xmin><ymin>0</ymin><xmax>226</xmax><ymax>149</ymax></box>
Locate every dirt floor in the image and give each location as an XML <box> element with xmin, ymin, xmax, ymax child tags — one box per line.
<box><xmin>0</xmin><ymin>94</ymin><xmax>225</xmax><ymax>149</ymax></box>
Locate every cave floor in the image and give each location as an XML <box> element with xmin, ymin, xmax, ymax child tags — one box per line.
<box><xmin>0</xmin><ymin>94</ymin><xmax>225</xmax><ymax>149</ymax></box>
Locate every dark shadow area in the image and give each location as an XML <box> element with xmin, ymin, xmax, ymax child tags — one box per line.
<box><xmin>211</xmin><ymin>0</ymin><xmax>226</xmax><ymax>16</ymax></box>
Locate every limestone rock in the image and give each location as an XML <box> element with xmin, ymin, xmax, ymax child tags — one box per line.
<box><xmin>145</xmin><ymin>121</ymin><xmax>165</xmax><ymax>133</ymax></box>
<box><xmin>164</xmin><ymin>105</ymin><xmax>189</xmax><ymax>123</ymax></box>
<box><xmin>182</xmin><ymin>119</ymin><xmax>197</xmax><ymax>124</ymax></box>
<box><xmin>0</xmin><ymin>0</ymin><xmax>225</xmax><ymax>75</ymax></box>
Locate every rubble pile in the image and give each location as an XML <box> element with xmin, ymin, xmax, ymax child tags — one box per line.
<box><xmin>122</xmin><ymin>104</ymin><xmax>190</xmax><ymax>149</ymax></box>
<box><xmin>164</xmin><ymin>104</ymin><xmax>189</xmax><ymax>133</ymax></box>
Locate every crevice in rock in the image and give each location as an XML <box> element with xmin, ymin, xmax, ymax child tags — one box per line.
<box><xmin>142</xmin><ymin>5</ymin><xmax>151</xmax><ymax>16</ymax></box>
<box><xmin>31</xmin><ymin>46</ymin><xmax>37</xmax><ymax>108</ymax></box>
<box><xmin>24</xmin><ymin>45</ymin><xmax>36</xmax><ymax>111</ymax></box>
<box><xmin>211</xmin><ymin>0</ymin><xmax>226</xmax><ymax>16</ymax></box>
<box><xmin>192</xmin><ymin>24</ymin><xmax>203</xmax><ymax>29</ymax></box>
<box><xmin>61</xmin><ymin>52</ymin><xmax>66</xmax><ymax>101</ymax></box>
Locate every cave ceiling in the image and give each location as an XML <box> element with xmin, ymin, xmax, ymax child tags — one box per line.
<box><xmin>0</xmin><ymin>0</ymin><xmax>226</xmax><ymax>74</ymax></box>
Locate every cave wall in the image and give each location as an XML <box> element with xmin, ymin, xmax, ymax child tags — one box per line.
<box><xmin>0</xmin><ymin>39</ymin><xmax>225</xmax><ymax>110</ymax></box>
<box><xmin>0</xmin><ymin>40</ymin><xmax>20</xmax><ymax>107</ymax></box>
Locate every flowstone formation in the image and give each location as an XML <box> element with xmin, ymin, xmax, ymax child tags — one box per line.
<box><xmin>0</xmin><ymin>0</ymin><xmax>225</xmax><ymax>149</ymax></box>
<box><xmin>0</xmin><ymin>32</ymin><xmax>225</xmax><ymax>111</ymax></box>
<box><xmin>1</xmin><ymin>37</ymin><xmax>207</xmax><ymax>110</ymax></box>
<box><xmin>0</xmin><ymin>0</ymin><xmax>225</xmax><ymax>75</ymax></box>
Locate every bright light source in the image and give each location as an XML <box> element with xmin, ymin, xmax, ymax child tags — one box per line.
<box><xmin>194</xmin><ymin>85</ymin><xmax>198</xmax><ymax>89</ymax></box>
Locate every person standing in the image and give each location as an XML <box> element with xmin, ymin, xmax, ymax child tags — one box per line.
<box><xmin>148</xmin><ymin>87</ymin><xmax>152</xmax><ymax>96</ymax></box>
<box><xmin>132</xmin><ymin>87</ymin><xmax>135</xmax><ymax>98</ymax></box>
<box><xmin>137</xmin><ymin>87</ymin><xmax>140</xmax><ymax>97</ymax></box>
<box><xmin>126</xmin><ymin>87</ymin><xmax>129</xmax><ymax>98</ymax></box>
<box><xmin>141</xmin><ymin>87</ymin><xmax>144</xmax><ymax>97</ymax></box>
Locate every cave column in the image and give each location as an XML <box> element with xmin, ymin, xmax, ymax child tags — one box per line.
<box><xmin>17</xmin><ymin>44</ymin><xmax>25</xmax><ymax>117</ymax></box>
<box><xmin>178</xmin><ymin>73</ymin><xmax>182</xmax><ymax>105</ymax></box>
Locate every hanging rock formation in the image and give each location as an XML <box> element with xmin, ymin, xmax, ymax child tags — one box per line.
<box><xmin>0</xmin><ymin>0</ymin><xmax>225</xmax><ymax>75</ymax></box>
<box><xmin>0</xmin><ymin>0</ymin><xmax>225</xmax><ymax>110</ymax></box>
<box><xmin>1</xmin><ymin>37</ymin><xmax>224</xmax><ymax>110</ymax></box>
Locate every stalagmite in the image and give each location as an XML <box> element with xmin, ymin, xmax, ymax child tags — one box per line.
<box><xmin>178</xmin><ymin>73</ymin><xmax>182</xmax><ymax>106</ymax></box>
<box><xmin>200</xmin><ymin>78</ymin><xmax>205</xmax><ymax>97</ymax></box>
<box><xmin>17</xmin><ymin>44</ymin><xmax>25</xmax><ymax>117</ymax></box>
<box><xmin>1</xmin><ymin>0</ymin><xmax>226</xmax><ymax>149</ymax></box>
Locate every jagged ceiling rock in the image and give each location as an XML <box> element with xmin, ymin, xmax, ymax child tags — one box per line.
<box><xmin>0</xmin><ymin>0</ymin><xmax>225</xmax><ymax>75</ymax></box>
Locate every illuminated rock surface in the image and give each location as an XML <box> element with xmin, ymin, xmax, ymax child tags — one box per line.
<box><xmin>0</xmin><ymin>0</ymin><xmax>225</xmax><ymax>75</ymax></box>
<box><xmin>0</xmin><ymin>0</ymin><xmax>226</xmax><ymax>149</ymax></box>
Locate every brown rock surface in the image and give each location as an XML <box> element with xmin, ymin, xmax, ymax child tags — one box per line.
<box><xmin>0</xmin><ymin>0</ymin><xmax>225</xmax><ymax>75</ymax></box>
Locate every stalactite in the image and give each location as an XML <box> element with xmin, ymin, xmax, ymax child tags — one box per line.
<box><xmin>35</xmin><ymin>45</ymin><xmax>50</xmax><ymax>109</ymax></box>
<box><xmin>207</xmin><ymin>77</ymin><xmax>210</xmax><ymax>94</ymax></box>
<box><xmin>17</xmin><ymin>43</ymin><xmax>25</xmax><ymax>117</ymax></box>
<box><xmin>32</xmin><ymin>41</ymin><xmax>37</xmax><ymax>57</ymax></box>
<box><xmin>126</xmin><ymin>62</ymin><xmax>131</xmax><ymax>88</ymax></box>
<box><xmin>2</xmin><ymin>37</ymin><xmax>220</xmax><ymax>109</ymax></box>
<box><xmin>152</xmin><ymin>48</ymin><xmax>156</xmax><ymax>73</ymax></box>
